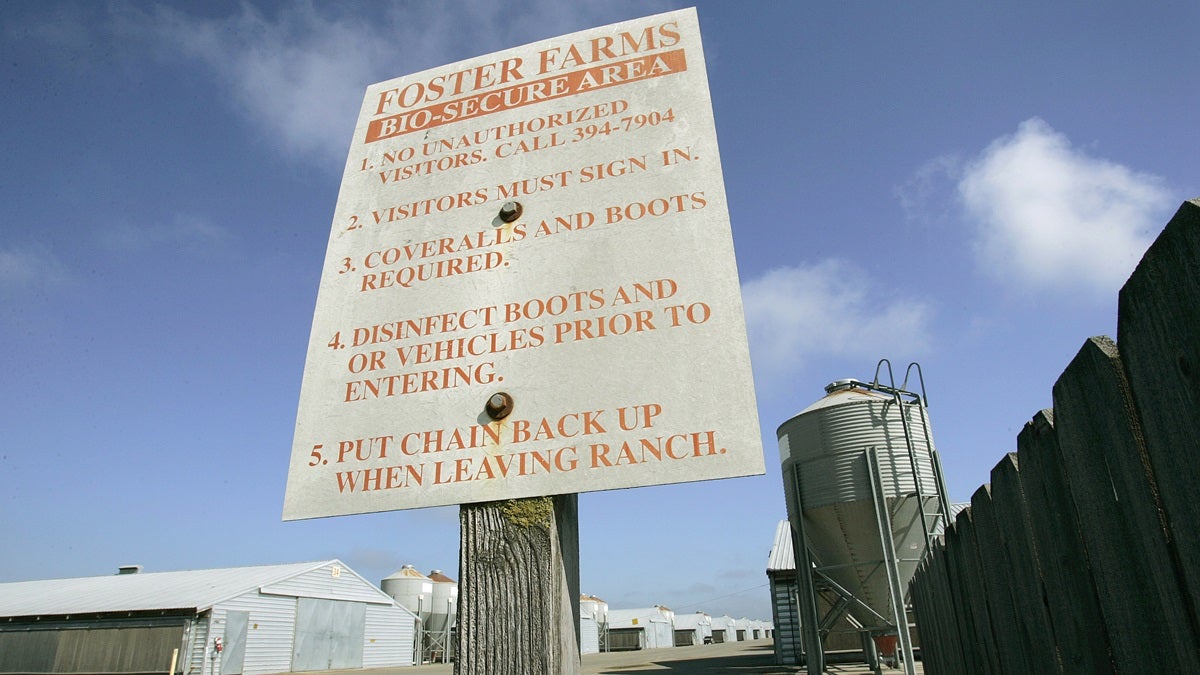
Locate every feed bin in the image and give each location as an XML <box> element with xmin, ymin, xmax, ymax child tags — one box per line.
<box><xmin>777</xmin><ymin>374</ymin><xmax>950</xmax><ymax>675</ymax></box>
<box><xmin>425</xmin><ymin>570</ymin><xmax>459</xmax><ymax>661</ymax></box>
<box><xmin>382</xmin><ymin>565</ymin><xmax>433</xmax><ymax>662</ymax></box>
<box><xmin>381</xmin><ymin>565</ymin><xmax>433</xmax><ymax>623</ymax></box>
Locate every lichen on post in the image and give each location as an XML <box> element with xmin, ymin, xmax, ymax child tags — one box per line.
<box><xmin>499</xmin><ymin>496</ymin><xmax>555</xmax><ymax>529</ymax></box>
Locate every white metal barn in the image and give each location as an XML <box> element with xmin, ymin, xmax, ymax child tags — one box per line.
<box><xmin>0</xmin><ymin>560</ymin><xmax>418</xmax><ymax>675</ymax></box>
<box><xmin>606</xmin><ymin>607</ymin><xmax>674</xmax><ymax>651</ymax></box>
<box><xmin>710</xmin><ymin>615</ymin><xmax>737</xmax><ymax>643</ymax></box>
<box><xmin>672</xmin><ymin>612</ymin><xmax>712</xmax><ymax>646</ymax></box>
<box><xmin>732</xmin><ymin>617</ymin><xmax>752</xmax><ymax>641</ymax></box>
<box><xmin>750</xmin><ymin>619</ymin><xmax>772</xmax><ymax>639</ymax></box>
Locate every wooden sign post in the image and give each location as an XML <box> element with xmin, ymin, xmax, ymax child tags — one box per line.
<box><xmin>458</xmin><ymin>496</ymin><xmax>579</xmax><ymax>675</ymax></box>
<box><xmin>283</xmin><ymin>9</ymin><xmax>762</xmax><ymax>672</ymax></box>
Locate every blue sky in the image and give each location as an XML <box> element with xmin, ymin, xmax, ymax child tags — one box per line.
<box><xmin>2</xmin><ymin>1</ymin><xmax>1196</xmax><ymax>621</ymax></box>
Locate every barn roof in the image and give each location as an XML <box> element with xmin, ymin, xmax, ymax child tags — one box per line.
<box><xmin>0</xmin><ymin>560</ymin><xmax>364</xmax><ymax>618</ymax></box>
<box><xmin>766</xmin><ymin>520</ymin><xmax>795</xmax><ymax>572</ymax></box>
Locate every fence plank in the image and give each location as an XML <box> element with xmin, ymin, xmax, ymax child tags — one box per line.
<box><xmin>940</xmin><ymin>518</ymin><xmax>986</xmax><ymax>675</ymax></box>
<box><xmin>1117</xmin><ymin>198</ymin><xmax>1200</xmax><ymax>631</ymax></box>
<box><xmin>988</xmin><ymin>453</ymin><xmax>1060</xmax><ymax>673</ymax></box>
<box><xmin>928</xmin><ymin>541</ymin><xmax>966</xmax><ymax>675</ymax></box>
<box><xmin>1052</xmin><ymin>336</ymin><xmax>1200</xmax><ymax>670</ymax></box>
<box><xmin>912</xmin><ymin>540</ymin><xmax>962</xmax><ymax>675</ymax></box>
<box><xmin>970</xmin><ymin>483</ymin><xmax>1035</xmax><ymax>675</ymax></box>
<box><xmin>945</xmin><ymin>509</ymin><xmax>1001</xmax><ymax>675</ymax></box>
<box><xmin>1015</xmin><ymin>410</ymin><xmax>1113</xmax><ymax>673</ymax></box>
<box><xmin>910</xmin><ymin>559</ymin><xmax>938</xmax><ymax>675</ymax></box>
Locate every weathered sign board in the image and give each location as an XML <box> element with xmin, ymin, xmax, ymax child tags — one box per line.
<box><xmin>284</xmin><ymin>8</ymin><xmax>763</xmax><ymax>520</ymax></box>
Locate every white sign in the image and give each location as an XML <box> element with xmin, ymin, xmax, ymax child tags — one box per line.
<box><xmin>284</xmin><ymin>8</ymin><xmax>763</xmax><ymax>520</ymax></box>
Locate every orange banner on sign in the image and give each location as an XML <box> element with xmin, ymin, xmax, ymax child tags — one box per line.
<box><xmin>365</xmin><ymin>49</ymin><xmax>687</xmax><ymax>143</ymax></box>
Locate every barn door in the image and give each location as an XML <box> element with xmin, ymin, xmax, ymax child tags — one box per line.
<box><xmin>221</xmin><ymin>611</ymin><xmax>249</xmax><ymax>675</ymax></box>
<box><xmin>291</xmin><ymin>599</ymin><xmax>364</xmax><ymax>671</ymax></box>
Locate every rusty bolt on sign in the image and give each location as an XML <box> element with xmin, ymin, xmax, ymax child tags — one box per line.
<box><xmin>485</xmin><ymin>392</ymin><xmax>514</xmax><ymax>420</ymax></box>
<box><xmin>498</xmin><ymin>201</ymin><xmax>523</xmax><ymax>223</ymax></box>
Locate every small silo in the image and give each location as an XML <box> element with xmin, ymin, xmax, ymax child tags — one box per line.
<box><xmin>381</xmin><ymin>565</ymin><xmax>432</xmax><ymax>663</ymax></box>
<box><xmin>777</xmin><ymin>371</ymin><xmax>950</xmax><ymax>675</ymax></box>
<box><xmin>580</xmin><ymin>594</ymin><xmax>608</xmax><ymax>626</ymax></box>
<box><xmin>381</xmin><ymin>565</ymin><xmax>433</xmax><ymax>621</ymax></box>
<box><xmin>579</xmin><ymin>594</ymin><xmax>609</xmax><ymax>653</ymax></box>
<box><xmin>579</xmin><ymin>594</ymin><xmax>608</xmax><ymax>654</ymax></box>
<box><xmin>425</xmin><ymin>570</ymin><xmax>459</xmax><ymax>661</ymax></box>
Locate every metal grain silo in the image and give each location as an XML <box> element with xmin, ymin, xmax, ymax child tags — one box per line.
<box><xmin>580</xmin><ymin>594</ymin><xmax>608</xmax><ymax>654</ymax></box>
<box><xmin>580</xmin><ymin>594</ymin><xmax>608</xmax><ymax>626</ymax></box>
<box><xmin>381</xmin><ymin>565</ymin><xmax>433</xmax><ymax>663</ymax></box>
<box><xmin>381</xmin><ymin>565</ymin><xmax>433</xmax><ymax>622</ymax></box>
<box><xmin>777</xmin><ymin>366</ymin><xmax>950</xmax><ymax>675</ymax></box>
<box><xmin>424</xmin><ymin>570</ymin><xmax>458</xmax><ymax>661</ymax></box>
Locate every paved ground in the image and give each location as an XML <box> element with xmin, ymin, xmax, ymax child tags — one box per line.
<box><xmin>298</xmin><ymin>640</ymin><xmax>920</xmax><ymax>675</ymax></box>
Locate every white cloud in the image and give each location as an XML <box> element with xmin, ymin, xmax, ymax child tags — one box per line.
<box><xmin>96</xmin><ymin>213</ymin><xmax>230</xmax><ymax>254</ymax></box>
<box><xmin>115</xmin><ymin>1</ymin><xmax>663</xmax><ymax>165</ymax></box>
<box><xmin>959</xmin><ymin>118</ymin><xmax>1169</xmax><ymax>296</ymax></box>
<box><xmin>741</xmin><ymin>260</ymin><xmax>932</xmax><ymax>388</ymax></box>
<box><xmin>0</xmin><ymin>250</ymin><xmax>41</xmax><ymax>287</ymax></box>
<box><xmin>896</xmin><ymin>154</ymin><xmax>961</xmax><ymax>229</ymax></box>
<box><xmin>115</xmin><ymin>3</ymin><xmax>389</xmax><ymax>163</ymax></box>
<box><xmin>0</xmin><ymin>246</ymin><xmax>69</xmax><ymax>296</ymax></box>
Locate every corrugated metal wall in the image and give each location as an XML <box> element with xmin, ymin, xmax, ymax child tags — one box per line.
<box><xmin>184</xmin><ymin>615</ymin><xmax>209</xmax><ymax>675</ymax></box>
<box><xmin>769</xmin><ymin>573</ymin><xmax>801</xmax><ymax>665</ymax></box>
<box><xmin>606</xmin><ymin>628</ymin><xmax>644</xmax><ymax>651</ymax></box>
<box><xmin>363</xmin><ymin>603</ymin><xmax>414</xmax><ymax>667</ymax></box>
<box><xmin>672</xmin><ymin>629</ymin><xmax>696</xmax><ymax>647</ymax></box>
<box><xmin>0</xmin><ymin>629</ymin><xmax>56</xmax><ymax>672</ymax></box>
<box><xmin>211</xmin><ymin>592</ymin><xmax>301</xmax><ymax>675</ymax></box>
<box><xmin>579</xmin><ymin>616</ymin><xmax>599</xmax><ymax>654</ymax></box>
<box><xmin>0</xmin><ymin>619</ymin><xmax>186</xmax><ymax>674</ymax></box>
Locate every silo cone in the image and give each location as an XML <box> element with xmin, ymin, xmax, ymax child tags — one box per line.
<box><xmin>778</xmin><ymin>380</ymin><xmax>945</xmax><ymax>669</ymax></box>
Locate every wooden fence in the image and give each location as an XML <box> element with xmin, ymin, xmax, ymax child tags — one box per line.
<box><xmin>910</xmin><ymin>199</ymin><xmax>1200</xmax><ymax>674</ymax></box>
